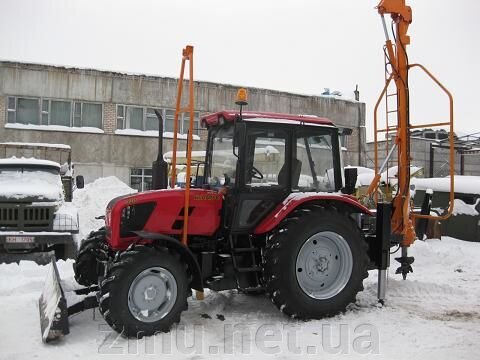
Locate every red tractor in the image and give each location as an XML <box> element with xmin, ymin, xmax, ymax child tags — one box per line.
<box><xmin>38</xmin><ymin>0</ymin><xmax>455</xmax><ymax>342</ymax></box>
<box><xmin>39</xmin><ymin>104</ymin><xmax>387</xmax><ymax>343</ymax></box>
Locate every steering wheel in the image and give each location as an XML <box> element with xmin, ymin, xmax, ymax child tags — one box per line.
<box><xmin>250</xmin><ymin>166</ymin><xmax>264</xmax><ymax>180</ymax></box>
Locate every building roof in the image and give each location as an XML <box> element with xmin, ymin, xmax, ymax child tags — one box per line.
<box><xmin>201</xmin><ymin>111</ymin><xmax>334</xmax><ymax>127</ymax></box>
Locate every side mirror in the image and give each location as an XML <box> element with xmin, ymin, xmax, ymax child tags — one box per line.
<box><xmin>342</xmin><ymin>168</ymin><xmax>357</xmax><ymax>195</ymax></box>
<box><xmin>76</xmin><ymin>175</ymin><xmax>85</xmax><ymax>189</ymax></box>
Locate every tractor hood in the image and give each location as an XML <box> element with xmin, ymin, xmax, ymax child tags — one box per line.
<box><xmin>105</xmin><ymin>188</ymin><xmax>224</xmax><ymax>250</ymax></box>
<box><xmin>106</xmin><ymin>188</ymin><xmax>182</xmax><ymax>210</ymax></box>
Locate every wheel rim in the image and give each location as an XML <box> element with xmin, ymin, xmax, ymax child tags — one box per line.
<box><xmin>127</xmin><ymin>267</ymin><xmax>177</xmax><ymax>323</ymax></box>
<box><xmin>295</xmin><ymin>231</ymin><xmax>353</xmax><ymax>300</ymax></box>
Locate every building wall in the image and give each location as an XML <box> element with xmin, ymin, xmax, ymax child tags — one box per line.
<box><xmin>0</xmin><ymin>94</ymin><xmax>5</xmax><ymax>127</ymax></box>
<box><xmin>0</xmin><ymin>61</ymin><xmax>366</xmax><ymax>185</ymax></box>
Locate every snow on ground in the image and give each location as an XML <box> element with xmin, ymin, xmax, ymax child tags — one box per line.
<box><xmin>0</xmin><ymin>237</ymin><xmax>479</xmax><ymax>359</ymax></box>
<box><xmin>72</xmin><ymin>176</ymin><xmax>136</xmax><ymax>240</ymax></box>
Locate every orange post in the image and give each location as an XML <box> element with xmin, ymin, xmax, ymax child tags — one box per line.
<box><xmin>170</xmin><ymin>45</ymin><xmax>195</xmax><ymax>246</ymax></box>
<box><xmin>170</xmin><ymin>54</ymin><xmax>187</xmax><ymax>188</ymax></box>
<box><xmin>182</xmin><ymin>46</ymin><xmax>195</xmax><ymax>246</ymax></box>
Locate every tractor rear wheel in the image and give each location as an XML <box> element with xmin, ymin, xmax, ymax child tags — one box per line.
<box><xmin>98</xmin><ymin>245</ymin><xmax>188</xmax><ymax>338</ymax></box>
<box><xmin>263</xmin><ymin>206</ymin><xmax>368</xmax><ymax>319</ymax></box>
<box><xmin>74</xmin><ymin>227</ymin><xmax>107</xmax><ymax>287</ymax></box>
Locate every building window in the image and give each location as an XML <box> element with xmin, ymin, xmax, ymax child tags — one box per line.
<box><xmin>181</xmin><ymin>111</ymin><xmax>200</xmax><ymax>135</ymax></box>
<box><xmin>164</xmin><ymin>109</ymin><xmax>175</xmax><ymax>132</ymax></box>
<box><xmin>145</xmin><ymin>108</ymin><xmax>159</xmax><ymax>131</ymax></box>
<box><xmin>162</xmin><ymin>109</ymin><xmax>200</xmax><ymax>135</ymax></box>
<box><xmin>77</xmin><ymin>102</ymin><xmax>102</xmax><ymax>128</ymax></box>
<box><xmin>128</xmin><ymin>106</ymin><xmax>144</xmax><ymax>130</ymax></box>
<box><xmin>50</xmin><ymin>100</ymin><xmax>71</xmax><ymax>126</ymax></box>
<box><xmin>130</xmin><ymin>168</ymin><xmax>152</xmax><ymax>192</ymax></box>
<box><xmin>6</xmin><ymin>96</ymin><xmax>103</xmax><ymax>129</ymax></box>
<box><xmin>117</xmin><ymin>105</ymin><xmax>199</xmax><ymax>134</ymax></box>
<box><xmin>7</xmin><ymin>97</ymin><xmax>40</xmax><ymax>124</ymax></box>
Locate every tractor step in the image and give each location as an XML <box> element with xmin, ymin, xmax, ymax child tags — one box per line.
<box><xmin>240</xmin><ymin>286</ymin><xmax>265</xmax><ymax>294</ymax></box>
<box><xmin>232</xmin><ymin>247</ymin><xmax>257</xmax><ymax>253</ymax></box>
<box><xmin>206</xmin><ymin>275</ymin><xmax>236</xmax><ymax>291</ymax></box>
<box><xmin>235</xmin><ymin>266</ymin><xmax>262</xmax><ymax>273</ymax></box>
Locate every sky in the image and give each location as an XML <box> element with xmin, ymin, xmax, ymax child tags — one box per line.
<box><xmin>0</xmin><ymin>0</ymin><xmax>478</xmax><ymax>140</ymax></box>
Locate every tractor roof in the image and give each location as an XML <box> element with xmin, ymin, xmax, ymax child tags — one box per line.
<box><xmin>201</xmin><ymin>111</ymin><xmax>334</xmax><ymax>127</ymax></box>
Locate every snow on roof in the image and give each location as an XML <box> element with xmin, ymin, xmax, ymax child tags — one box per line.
<box><xmin>355</xmin><ymin>166</ymin><xmax>423</xmax><ymax>187</ymax></box>
<box><xmin>412</xmin><ymin>176</ymin><xmax>480</xmax><ymax>195</ymax></box>
<box><xmin>0</xmin><ymin>159</ymin><xmax>64</xmax><ymax>201</ymax></box>
<box><xmin>345</xmin><ymin>166</ymin><xmax>375</xmax><ymax>175</ymax></box>
<box><xmin>201</xmin><ymin>111</ymin><xmax>334</xmax><ymax>127</ymax></box>
<box><xmin>163</xmin><ymin>150</ymin><xmax>207</xmax><ymax>160</ymax></box>
<box><xmin>0</xmin><ymin>142</ymin><xmax>71</xmax><ymax>150</ymax></box>
<box><xmin>115</xmin><ymin>129</ymin><xmax>200</xmax><ymax>140</ymax></box>
<box><xmin>0</xmin><ymin>157</ymin><xmax>61</xmax><ymax>168</ymax></box>
<box><xmin>5</xmin><ymin>123</ymin><xmax>104</xmax><ymax>134</ymax></box>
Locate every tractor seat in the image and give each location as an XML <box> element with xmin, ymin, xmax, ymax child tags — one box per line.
<box><xmin>278</xmin><ymin>159</ymin><xmax>302</xmax><ymax>188</ymax></box>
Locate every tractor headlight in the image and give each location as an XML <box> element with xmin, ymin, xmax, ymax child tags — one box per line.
<box><xmin>119</xmin><ymin>202</ymin><xmax>156</xmax><ymax>238</ymax></box>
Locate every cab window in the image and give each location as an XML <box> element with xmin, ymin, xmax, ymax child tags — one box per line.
<box><xmin>244</xmin><ymin>129</ymin><xmax>287</xmax><ymax>188</ymax></box>
<box><xmin>295</xmin><ymin>130</ymin><xmax>336</xmax><ymax>192</ymax></box>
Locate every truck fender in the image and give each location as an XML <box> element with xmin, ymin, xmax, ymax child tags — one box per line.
<box><xmin>254</xmin><ymin>193</ymin><xmax>373</xmax><ymax>235</ymax></box>
<box><xmin>133</xmin><ymin>231</ymin><xmax>203</xmax><ymax>291</ymax></box>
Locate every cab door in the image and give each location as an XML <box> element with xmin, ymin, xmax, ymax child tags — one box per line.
<box><xmin>227</xmin><ymin>123</ymin><xmax>291</xmax><ymax>233</ymax></box>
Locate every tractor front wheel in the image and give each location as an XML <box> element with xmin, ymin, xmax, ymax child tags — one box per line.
<box><xmin>74</xmin><ymin>227</ymin><xmax>107</xmax><ymax>286</ymax></box>
<box><xmin>98</xmin><ymin>245</ymin><xmax>188</xmax><ymax>338</ymax></box>
<box><xmin>263</xmin><ymin>206</ymin><xmax>368</xmax><ymax>319</ymax></box>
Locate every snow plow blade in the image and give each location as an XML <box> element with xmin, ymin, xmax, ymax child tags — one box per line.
<box><xmin>38</xmin><ymin>258</ymin><xmax>69</xmax><ymax>343</ymax></box>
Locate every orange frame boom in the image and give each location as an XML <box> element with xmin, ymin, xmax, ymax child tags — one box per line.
<box><xmin>372</xmin><ymin>0</ymin><xmax>454</xmax><ymax>247</ymax></box>
<box><xmin>170</xmin><ymin>45</ymin><xmax>195</xmax><ymax>246</ymax></box>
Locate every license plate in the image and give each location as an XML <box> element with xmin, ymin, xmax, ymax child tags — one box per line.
<box><xmin>6</xmin><ymin>236</ymin><xmax>35</xmax><ymax>243</ymax></box>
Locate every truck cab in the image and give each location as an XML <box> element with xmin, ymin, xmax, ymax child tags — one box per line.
<box><xmin>0</xmin><ymin>143</ymin><xmax>84</xmax><ymax>260</ymax></box>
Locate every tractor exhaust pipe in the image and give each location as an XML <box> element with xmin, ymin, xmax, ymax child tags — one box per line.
<box><xmin>152</xmin><ymin>110</ymin><xmax>169</xmax><ymax>189</ymax></box>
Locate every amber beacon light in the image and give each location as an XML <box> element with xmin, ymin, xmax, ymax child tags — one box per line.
<box><xmin>235</xmin><ymin>88</ymin><xmax>248</xmax><ymax>106</ymax></box>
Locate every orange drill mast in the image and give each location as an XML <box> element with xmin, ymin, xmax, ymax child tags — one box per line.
<box><xmin>377</xmin><ymin>0</ymin><xmax>416</xmax><ymax>247</ymax></box>
<box><xmin>369</xmin><ymin>0</ymin><xmax>455</xmax><ymax>282</ymax></box>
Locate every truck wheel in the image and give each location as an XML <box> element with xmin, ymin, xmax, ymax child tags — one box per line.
<box><xmin>98</xmin><ymin>245</ymin><xmax>188</xmax><ymax>338</ymax></box>
<box><xmin>263</xmin><ymin>206</ymin><xmax>368</xmax><ymax>319</ymax></box>
<box><xmin>74</xmin><ymin>228</ymin><xmax>107</xmax><ymax>286</ymax></box>
<box><xmin>53</xmin><ymin>241</ymin><xmax>77</xmax><ymax>260</ymax></box>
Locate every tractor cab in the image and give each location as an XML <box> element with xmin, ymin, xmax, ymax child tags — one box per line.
<box><xmin>201</xmin><ymin>110</ymin><xmax>343</xmax><ymax>233</ymax></box>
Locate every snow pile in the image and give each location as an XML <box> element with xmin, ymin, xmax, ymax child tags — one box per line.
<box><xmin>451</xmin><ymin>199</ymin><xmax>480</xmax><ymax>216</ymax></box>
<box><xmin>0</xmin><ymin>159</ymin><xmax>64</xmax><ymax>201</ymax></box>
<box><xmin>412</xmin><ymin>176</ymin><xmax>480</xmax><ymax>195</ymax></box>
<box><xmin>52</xmin><ymin>203</ymin><xmax>79</xmax><ymax>232</ymax></box>
<box><xmin>73</xmin><ymin>176</ymin><xmax>136</xmax><ymax>239</ymax></box>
